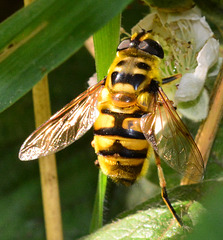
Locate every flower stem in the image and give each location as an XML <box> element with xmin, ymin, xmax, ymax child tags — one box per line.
<box><xmin>32</xmin><ymin>76</ymin><xmax>63</xmax><ymax>240</ymax></box>
<box><xmin>195</xmin><ymin>63</ymin><xmax>223</xmax><ymax>168</ymax></box>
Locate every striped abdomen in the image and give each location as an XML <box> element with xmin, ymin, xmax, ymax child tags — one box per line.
<box><xmin>93</xmin><ymin>105</ymin><xmax>150</xmax><ymax>186</ymax></box>
<box><xmin>92</xmin><ymin>50</ymin><xmax>159</xmax><ymax>185</ymax></box>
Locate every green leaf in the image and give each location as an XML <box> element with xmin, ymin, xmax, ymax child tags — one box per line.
<box><xmin>82</xmin><ymin>180</ymin><xmax>223</xmax><ymax>239</ymax></box>
<box><xmin>84</xmin><ymin>203</ymin><xmax>187</xmax><ymax>240</ymax></box>
<box><xmin>0</xmin><ymin>0</ymin><xmax>132</xmax><ymax>113</ymax></box>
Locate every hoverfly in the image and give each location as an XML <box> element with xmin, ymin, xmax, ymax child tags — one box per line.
<box><xmin>19</xmin><ymin>31</ymin><xmax>204</xmax><ymax>226</ymax></box>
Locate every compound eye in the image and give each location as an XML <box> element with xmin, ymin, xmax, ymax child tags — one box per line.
<box><xmin>117</xmin><ymin>39</ymin><xmax>131</xmax><ymax>51</ymax></box>
<box><xmin>138</xmin><ymin>39</ymin><xmax>164</xmax><ymax>59</ymax></box>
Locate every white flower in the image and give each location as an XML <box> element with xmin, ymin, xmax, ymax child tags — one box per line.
<box><xmin>132</xmin><ymin>7</ymin><xmax>219</xmax><ymax>121</ymax></box>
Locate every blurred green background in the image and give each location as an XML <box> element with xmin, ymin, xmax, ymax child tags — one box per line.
<box><xmin>0</xmin><ymin>0</ymin><xmax>223</xmax><ymax>239</ymax></box>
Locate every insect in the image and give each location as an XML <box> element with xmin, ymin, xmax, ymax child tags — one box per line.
<box><xmin>19</xmin><ymin>31</ymin><xmax>204</xmax><ymax>226</ymax></box>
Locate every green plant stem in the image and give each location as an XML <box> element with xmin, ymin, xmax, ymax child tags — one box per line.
<box><xmin>90</xmin><ymin>170</ymin><xmax>108</xmax><ymax>232</ymax></box>
<box><xmin>89</xmin><ymin>14</ymin><xmax>121</xmax><ymax>233</ymax></box>
<box><xmin>93</xmin><ymin>15</ymin><xmax>121</xmax><ymax>81</ymax></box>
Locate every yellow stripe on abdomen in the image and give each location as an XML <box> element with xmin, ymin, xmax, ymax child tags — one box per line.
<box><xmin>93</xmin><ymin>134</ymin><xmax>149</xmax><ymax>185</ymax></box>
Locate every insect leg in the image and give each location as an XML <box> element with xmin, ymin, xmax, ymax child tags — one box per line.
<box><xmin>162</xmin><ymin>73</ymin><xmax>182</xmax><ymax>85</ymax></box>
<box><xmin>154</xmin><ymin>151</ymin><xmax>183</xmax><ymax>226</ymax></box>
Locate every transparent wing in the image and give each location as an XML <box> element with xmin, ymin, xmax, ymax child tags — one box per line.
<box><xmin>141</xmin><ymin>87</ymin><xmax>204</xmax><ymax>183</ymax></box>
<box><xmin>19</xmin><ymin>79</ymin><xmax>105</xmax><ymax>160</ymax></box>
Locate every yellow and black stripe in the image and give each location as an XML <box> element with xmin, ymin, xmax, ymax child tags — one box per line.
<box><xmin>93</xmin><ymin>107</ymin><xmax>150</xmax><ymax>186</ymax></box>
<box><xmin>93</xmin><ymin>31</ymin><xmax>163</xmax><ymax>185</ymax></box>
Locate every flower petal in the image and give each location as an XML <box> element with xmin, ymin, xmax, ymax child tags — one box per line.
<box><xmin>197</xmin><ymin>38</ymin><xmax>219</xmax><ymax>69</ymax></box>
<box><xmin>193</xmin><ymin>17</ymin><xmax>214</xmax><ymax>51</ymax></box>
<box><xmin>177</xmin><ymin>89</ymin><xmax>209</xmax><ymax>121</ymax></box>
<box><xmin>175</xmin><ymin>72</ymin><xmax>204</xmax><ymax>102</ymax></box>
<box><xmin>175</xmin><ymin>38</ymin><xmax>219</xmax><ymax>102</ymax></box>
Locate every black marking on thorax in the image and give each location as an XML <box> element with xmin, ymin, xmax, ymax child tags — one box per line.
<box><xmin>116</xmin><ymin>60</ymin><xmax>126</xmax><ymax>66</ymax></box>
<box><xmin>136</xmin><ymin>62</ymin><xmax>151</xmax><ymax>71</ymax></box>
<box><xmin>111</xmin><ymin>59</ymin><xmax>152</xmax><ymax>90</ymax></box>
<box><xmin>111</xmin><ymin>72</ymin><xmax>146</xmax><ymax>90</ymax></box>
